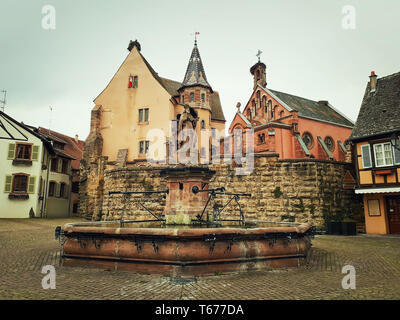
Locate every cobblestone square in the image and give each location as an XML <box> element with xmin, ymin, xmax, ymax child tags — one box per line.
<box><xmin>0</xmin><ymin>218</ymin><xmax>399</xmax><ymax>300</ymax></box>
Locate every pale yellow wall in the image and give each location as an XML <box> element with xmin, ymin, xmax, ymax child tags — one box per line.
<box><xmin>363</xmin><ymin>194</ymin><xmax>389</xmax><ymax>234</ymax></box>
<box><xmin>94</xmin><ymin>46</ymin><xmax>175</xmax><ymax>162</ymax></box>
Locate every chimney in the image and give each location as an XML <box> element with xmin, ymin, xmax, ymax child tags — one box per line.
<box><xmin>318</xmin><ymin>100</ymin><xmax>329</xmax><ymax>106</ymax></box>
<box><xmin>74</xmin><ymin>134</ymin><xmax>79</xmax><ymax>143</ymax></box>
<box><xmin>369</xmin><ymin>71</ymin><xmax>377</xmax><ymax>92</ymax></box>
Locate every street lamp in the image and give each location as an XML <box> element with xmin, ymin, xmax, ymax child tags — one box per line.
<box><xmin>390</xmin><ymin>133</ymin><xmax>400</xmax><ymax>151</ymax></box>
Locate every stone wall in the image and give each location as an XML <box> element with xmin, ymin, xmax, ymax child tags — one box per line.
<box><xmin>79</xmin><ymin>154</ymin><xmax>358</xmax><ymax>228</ymax></box>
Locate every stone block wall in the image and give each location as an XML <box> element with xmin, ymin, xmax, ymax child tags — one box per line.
<box><xmin>79</xmin><ymin>154</ymin><xmax>358</xmax><ymax>228</ymax></box>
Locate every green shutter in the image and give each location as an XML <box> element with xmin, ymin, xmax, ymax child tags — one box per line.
<box><xmin>7</xmin><ymin>143</ymin><xmax>16</xmax><ymax>160</ymax></box>
<box><xmin>31</xmin><ymin>145</ymin><xmax>40</xmax><ymax>161</ymax></box>
<box><xmin>4</xmin><ymin>175</ymin><xmax>12</xmax><ymax>193</ymax></box>
<box><xmin>56</xmin><ymin>183</ymin><xmax>61</xmax><ymax>197</ymax></box>
<box><xmin>28</xmin><ymin>176</ymin><xmax>36</xmax><ymax>194</ymax></box>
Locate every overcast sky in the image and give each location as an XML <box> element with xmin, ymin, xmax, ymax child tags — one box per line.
<box><xmin>1</xmin><ymin>0</ymin><xmax>399</xmax><ymax>139</ymax></box>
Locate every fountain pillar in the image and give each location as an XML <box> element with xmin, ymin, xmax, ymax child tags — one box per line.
<box><xmin>160</xmin><ymin>167</ymin><xmax>215</xmax><ymax>224</ymax></box>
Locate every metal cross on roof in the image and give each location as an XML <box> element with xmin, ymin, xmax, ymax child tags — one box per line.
<box><xmin>256</xmin><ymin>50</ymin><xmax>262</xmax><ymax>62</ymax></box>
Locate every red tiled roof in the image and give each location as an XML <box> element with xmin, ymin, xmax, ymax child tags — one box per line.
<box><xmin>38</xmin><ymin>127</ymin><xmax>84</xmax><ymax>170</ymax></box>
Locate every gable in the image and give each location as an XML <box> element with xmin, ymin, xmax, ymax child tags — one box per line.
<box><xmin>94</xmin><ymin>46</ymin><xmax>173</xmax><ymax>106</ymax></box>
<box><xmin>349</xmin><ymin>71</ymin><xmax>400</xmax><ymax>141</ymax></box>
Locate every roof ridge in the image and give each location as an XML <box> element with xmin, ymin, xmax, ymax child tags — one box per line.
<box><xmin>269</xmin><ymin>88</ymin><xmax>319</xmax><ymax>103</ymax></box>
<box><xmin>376</xmin><ymin>71</ymin><xmax>400</xmax><ymax>81</ymax></box>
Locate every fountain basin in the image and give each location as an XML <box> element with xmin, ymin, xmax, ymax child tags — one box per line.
<box><xmin>61</xmin><ymin>221</ymin><xmax>313</xmax><ymax>276</ymax></box>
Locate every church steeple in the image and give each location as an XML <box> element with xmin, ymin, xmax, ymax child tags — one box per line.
<box><xmin>250</xmin><ymin>50</ymin><xmax>267</xmax><ymax>90</ymax></box>
<box><xmin>179</xmin><ymin>41</ymin><xmax>212</xmax><ymax>91</ymax></box>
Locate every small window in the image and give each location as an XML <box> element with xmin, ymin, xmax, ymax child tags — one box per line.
<box><xmin>258</xmin><ymin>133</ymin><xmax>266</xmax><ymax>144</ymax></box>
<box><xmin>133</xmin><ymin>76</ymin><xmax>138</xmax><ymax>88</ymax></box>
<box><xmin>280</xmin><ymin>110</ymin><xmax>284</xmax><ymax>118</ymax></box>
<box><xmin>15</xmin><ymin>144</ymin><xmax>31</xmax><ymax>160</ymax></box>
<box><xmin>324</xmin><ymin>136</ymin><xmax>335</xmax><ymax>152</ymax></box>
<box><xmin>12</xmin><ymin>174</ymin><xmax>28</xmax><ymax>194</ymax></box>
<box><xmin>182</xmin><ymin>95</ymin><xmax>185</xmax><ymax>104</ymax></box>
<box><xmin>128</xmin><ymin>75</ymin><xmax>133</xmax><ymax>88</ymax></box>
<box><xmin>60</xmin><ymin>183</ymin><xmax>66</xmax><ymax>198</ymax></box>
<box><xmin>139</xmin><ymin>141</ymin><xmax>149</xmax><ymax>154</ymax></box>
<box><xmin>139</xmin><ymin>108</ymin><xmax>149</xmax><ymax>123</ymax></box>
<box><xmin>201</xmin><ymin>120</ymin><xmax>205</xmax><ymax>129</ymax></box>
<box><xmin>201</xmin><ymin>93</ymin><xmax>205</xmax><ymax>103</ymax></box>
<box><xmin>302</xmin><ymin>132</ymin><xmax>314</xmax><ymax>149</ymax></box>
<box><xmin>374</xmin><ymin>142</ymin><xmax>393</xmax><ymax>167</ymax></box>
<box><xmin>190</xmin><ymin>92</ymin><xmax>194</xmax><ymax>102</ymax></box>
<box><xmin>61</xmin><ymin>159</ymin><xmax>68</xmax><ymax>174</ymax></box>
<box><xmin>51</xmin><ymin>158</ymin><xmax>58</xmax><ymax>172</ymax></box>
<box><xmin>361</xmin><ymin>145</ymin><xmax>372</xmax><ymax>168</ymax></box>
<box><xmin>49</xmin><ymin>181</ymin><xmax>56</xmax><ymax>197</ymax></box>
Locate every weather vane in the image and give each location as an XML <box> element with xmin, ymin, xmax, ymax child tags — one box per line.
<box><xmin>190</xmin><ymin>32</ymin><xmax>200</xmax><ymax>45</ymax></box>
<box><xmin>256</xmin><ymin>49</ymin><xmax>262</xmax><ymax>62</ymax></box>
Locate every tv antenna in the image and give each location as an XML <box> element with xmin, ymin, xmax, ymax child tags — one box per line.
<box><xmin>0</xmin><ymin>90</ymin><xmax>7</xmax><ymax>112</ymax></box>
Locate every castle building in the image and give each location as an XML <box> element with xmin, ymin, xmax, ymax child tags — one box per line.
<box><xmin>349</xmin><ymin>71</ymin><xmax>400</xmax><ymax>234</ymax></box>
<box><xmin>228</xmin><ymin>59</ymin><xmax>354</xmax><ymax>161</ymax></box>
<box><xmin>85</xmin><ymin>40</ymin><xmax>225</xmax><ymax>168</ymax></box>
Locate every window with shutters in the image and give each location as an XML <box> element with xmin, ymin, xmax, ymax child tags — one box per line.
<box><xmin>373</xmin><ymin>143</ymin><xmax>393</xmax><ymax>167</ymax></box>
<box><xmin>394</xmin><ymin>146</ymin><xmax>400</xmax><ymax>165</ymax></box>
<box><xmin>12</xmin><ymin>174</ymin><xmax>28</xmax><ymax>193</ymax></box>
<box><xmin>15</xmin><ymin>143</ymin><xmax>32</xmax><ymax>160</ymax></box>
<box><xmin>361</xmin><ymin>144</ymin><xmax>372</xmax><ymax>168</ymax></box>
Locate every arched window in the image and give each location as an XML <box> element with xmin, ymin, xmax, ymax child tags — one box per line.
<box><xmin>280</xmin><ymin>110</ymin><xmax>284</xmax><ymax>118</ymax></box>
<box><xmin>201</xmin><ymin>120</ymin><xmax>205</xmax><ymax>129</ymax></box>
<box><xmin>324</xmin><ymin>136</ymin><xmax>335</xmax><ymax>152</ymax></box>
<box><xmin>302</xmin><ymin>132</ymin><xmax>314</xmax><ymax>149</ymax></box>
<box><xmin>273</xmin><ymin>106</ymin><xmax>278</xmax><ymax>119</ymax></box>
<box><xmin>267</xmin><ymin>100</ymin><xmax>272</xmax><ymax>119</ymax></box>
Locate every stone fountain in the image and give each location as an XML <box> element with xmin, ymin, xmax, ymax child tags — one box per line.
<box><xmin>56</xmin><ymin>167</ymin><xmax>314</xmax><ymax>276</ymax></box>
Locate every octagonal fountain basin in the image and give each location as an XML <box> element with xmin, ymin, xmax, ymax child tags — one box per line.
<box><xmin>60</xmin><ymin>221</ymin><xmax>314</xmax><ymax>276</ymax></box>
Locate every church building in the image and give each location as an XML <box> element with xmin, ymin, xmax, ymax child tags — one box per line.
<box><xmin>228</xmin><ymin>58</ymin><xmax>354</xmax><ymax>161</ymax></box>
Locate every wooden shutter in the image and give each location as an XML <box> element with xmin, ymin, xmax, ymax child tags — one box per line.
<box><xmin>7</xmin><ymin>143</ymin><xmax>16</xmax><ymax>160</ymax></box>
<box><xmin>361</xmin><ymin>145</ymin><xmax>372</xmax><ymax>168</ymax></box>
<box><xmin>56</xmin><ymin>183</ymin><xmax>61</xmax><ymax>197</ymax></box>
<box><xmin>28</xmin><ymin>176</ymin><xmax>36</xmax><ymax>194</ymax></box>
<box><xmin>31</xmin><ymin>145</ymin><xmax>40</xmax><ymax>161</ymax></box>
<box><xmin>394</xmin><ymin>146</ymin><xmax>400</xmax><ymax>165</ymax></box>
<box><xmin>4</xmin><ymin>175</ymin><xmax>12</xmax><ymax>193</ymax></box>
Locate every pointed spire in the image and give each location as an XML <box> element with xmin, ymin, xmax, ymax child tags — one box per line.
<box><xmin>180</xmin><ymin>41</ymin><xmax>212</xmax><ymax>91</ymax></box>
